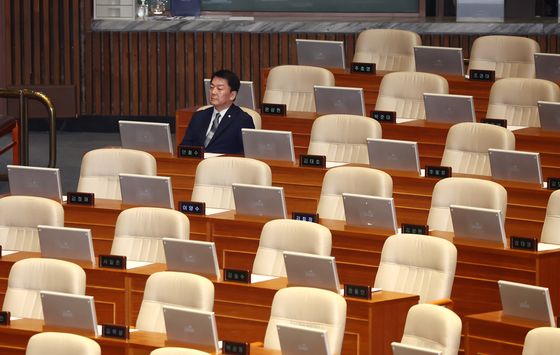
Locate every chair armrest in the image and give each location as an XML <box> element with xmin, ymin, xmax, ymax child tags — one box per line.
<box><xmin>428</xmin><ymin>298</ymin><xmax>454</xmax><ymax>308</ymax></box>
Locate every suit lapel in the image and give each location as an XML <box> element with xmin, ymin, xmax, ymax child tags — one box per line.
<box><xmin>208</xmin><ymin>105</ymin><xmax>236</xmax><ymax>144</ymax></box>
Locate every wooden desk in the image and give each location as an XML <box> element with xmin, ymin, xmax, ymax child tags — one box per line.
<box><xmin>464</xmin><ymin>311</ymin><xmax>552</xmax><ymax>355</ymax></box>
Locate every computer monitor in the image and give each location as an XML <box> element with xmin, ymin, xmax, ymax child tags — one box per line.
<box><xmin>277</xmin><ymin>323</ymin><xmax>330</xmax><ymax>355</ymax></box>
<box><xmin>7</xmin><ymin>165</ymin><xmax>62</xmax><ymax>201</ymax></box>
<box><xmin>283</xmin><ymin>251</ymin><xmax>340</xmax><ymax>293</ymax></box>
<box><xmin>538</xmin><ymin>100</ymin><xmax>560</xmax><ymax>132</ymax></box>
<box><xmin>204</xmin><ymin>78</ymin><xmax>256</xmax><ymax>110</ymax></box>
<box><xmin>163</xmin><ymin>305</ymin><xmax>219</xmax><ymax>352</ymax></box>
<box><xmin>391</xmin><ymin>342</ymin><xmax>443</xmax><ymax>355</ymax></box>
<box><xmin>342</xmin><ymin>193</ymin><xmax>398</xmax><ymax>233</ymax></box>
<box><xmin>414</xmin><ymin>46</ymin><xmax>464</xmax><ymax>76</ymax></box>
<box><xmin>40</xmin><ymin>291</ymin><xmax>99</xmax><ymax>336</ymax></box>
<box><xmin>424</xmin><ymin>93</ymin><xmax>476</xmax><ymax>124</ymax></box>
<box><xmin>232</xmin><ymin>183</ymin><xmax>287</xmax><ymax>219</ymax></box>
<box><xmin>488</xmin><ymin>148</ymin><xmax>542</xmax><ymax>185</ymax></box>
<box><xmin>498</xmin><ymin>280</ymin><xmax>556</xmax><ymax>326</ymax></box>
<box><xmin>296</xmin><ymin>39</ymin><xmax>345</xmax><ymax>69</ymax></box>
<box><xmin>242</xmin><ymin>128</ymin><xmax>296</xmax><ymax>163</ymax></box>
<box><xmin>38</xmin><ymin>225</ymin><xmax>95</xmax><ymax>265</ymax></box>
<box><xmin>367</xmin><ymin>138</ymin><xmax>420</xmax><ymax>174</ymax></box>
<box><xmin>534</xmin><ymin>53</ymin><xmax>560</xmax><ymax>82</ymax></box>
<box><xmin>119</xmin><ymin>120</ymin><xmax>173</xmax><ymax>154</ymax></box>
<box><xmin>450</xmin><ymin>204</ymin><xmax>506</xmax><ymax>248</ymax></box>
<box><xmin>314</xmin><ymin>85</ymin><xmax>365</xmax><ymax>116</ymax></box>
<box><xmin>163</xmin><ymin>238</ymin><xmax>221</xmax><ymax>280</ymax></box>
<box><xmin>119</xmin><ymin>173</ymin><xmax>174</xmax><ymax>209</ymax></box>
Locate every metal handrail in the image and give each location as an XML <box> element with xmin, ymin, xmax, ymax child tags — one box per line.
<box><xmin>0</xmin><ymin>88</ymin><xmax>57</xmax><ymax>167</ymax></box>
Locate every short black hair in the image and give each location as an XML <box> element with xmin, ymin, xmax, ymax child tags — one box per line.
<box><xmin>211</xmin><ymin>69</ymin><xmax>241</xmax><ymax>93</ymax></box>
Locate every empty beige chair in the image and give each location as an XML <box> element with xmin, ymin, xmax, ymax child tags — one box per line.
<box><xmin>486</xmin><ymin>78</ymin><xmax>560</xmax><ymax>127</ymax></box>
<box><xmin>151</xmin><ymin>349</ymin><xmax>211</xmax><ymax>355</ymax></box>
<box><xmin>468</xmin><ymin>35</ymin><xmax>540</xmax><ymax>78</ymax></box>
<box><xmin>374</xmin><ymin>234</ymin><xmax>457</xmax><ymax>303</ymax></box>
<box><xmin>307</xmin><ymin>114</ymin><xmax>382</xmax><ymax>164</ymax></box>
<box><xmin>0</xmin><ymin>195</ymin><xmax>63</xmax><ymax>252</ymax></box>
<box><xmin>398</xmin><ymin>304</ymin><xmax>462</xmax><ymax>355</ymax></box>
<box><xmin>3</xmin><ymin>258</ymin><xmax>86</xmax><ymax>319</ymax></box>
<box><xmin>26</xmin><ymin>332</ymin><xmax>100</xmax><ymax>355</ymax></box>
<box><xmin>427</xmin><ymin>177</ymin><xmax>507</xmax><ymax>232</ymax></box>
<box><xmin>198</xmin><ymin>105</ymin><xmax>261</xmax><ymax>129</ymax></box>
<box><xmin>191</xmin><ymin>156</ymin><xmax>271</xmax><ymax>209</ymax></box>
<box><xmin>135</xmin><ymin>271</ymin><xmax>214</xmax><ymax>333</ymax></box>
<box><xmin>352</xmin><ymin>29</ymin><xmax>421</xmax><ymax>72</ymax></box>
<box><xmin>252</xmin><ymin>219</ymin><xmax>332</xmax><ymax>277</ymax></box>
<box><xmin>316</xmin><ymin>166</ymin><xmax>392</xmax><ymax>220</ymax></box>
<box><xmin>522</xmin><ymin>327</ymin><xmax>560</xmax><ymax>355</ymax></box>
<box><xmin>262</xmin><ymin>65</ymin><xmax>335</xmax><ymax>112</ymax></box>
<box><xmin>263</xmin><ymin>287</ymin><xmax>347</xmax><ymax>355</ymax></box>
<box><xmin>375</xmin><ymin>71</ymin><xmax>449</xmax><ymax>120</ymax></box>
<box><xmin>441</xmin><ymin>122</ymin><xmax>515</xmax><ymax>176</ymax></box>
<box><xmin>77</xmin><ymin>148</ymin><xmax>157</xmax><ymax>200</ymax></box>
<box><xmin>540</xmin><ymin>190</ymin><xmax>560</xmax><ymax>244</ymax></box>
<box><xmin>111</xmin><ymin>207</ymin><xmax>189</xmax><ymax>263</ymax></box>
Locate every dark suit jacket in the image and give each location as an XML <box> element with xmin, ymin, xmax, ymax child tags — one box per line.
<box><xmin>180</xmin><ymin>104</ymin><xmax>255</xmax><ymax>154</ymax></box>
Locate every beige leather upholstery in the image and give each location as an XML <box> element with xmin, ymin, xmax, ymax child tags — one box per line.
<box><xmin>468</xmin><ymin>35</ymin><xmax>540</xmax><ymax>78</ymax></box>
<box><xmin>399</xmin><ymin>304</ymin><xmax>462</xmax><ymax>355</ymax></box>
<box><xmin>540</xmin><ymin>190</ymin><xmax>560</xmax><ymax>244</ymax></box>
<box><xmin>374</xmin><ymin>234</ymin><xmax>457</xmax><ymax>303</ymax></box>
<box><xmin>0</xmin><ymin>195</ymin><xmax>63</xmax><ymax>252</ymax></box>
<box><xmin>191</xmin><ymin>157</ymin><xmax>272</xmax><ymax>209</ymax></box>
<box><xmin>151</xmin><ymin>349</ymin><xmax>211</xmax><ymax>355</ymax></box>
<box><xmin>352</xmin><ymin>29</ymin><xmax>421</xmax><ymax>71</ymax></box>
<box><xmin>428</xmin><ymin>177</ymin><xmax>507</xmax><ymax>232</ymax></box>
<box><xmin>441</xmin><ymin>122</ymin><xmax>515</xmax><ymax>176</ymax></box>
<box><xmin>3</xmin><ymin>258</ymin><xmax>86</xmax><ymax>319</ymax></box>
<box><xmin>307</xmin><ymin>114</ymin><xmax>382</xmax><ymax>164</ymax></box>
<box><xmin>198</xmin><ymin>105</ymin><xmax>261</xmax><ymax>129</ymax></box>
<box><xmin>111</xmin><ymin>207</ymin><xmax>190</xmax><ymax>263</ymax></box>
<box><xmin>252</xmin><ymin>219</ymin><xmax>332</xmax><ymax>277</ymax></box>
<box><xmin>375</xmin><ymin>72</ymin><xmax>449</xmax><ymax>120</ymax></box>
<box><xmin>77</xmin><ymin>148</ymin><xmax>157</xmax><ymax>200</ymax></box>
<box><xmin>26</xmin><ymin>332</ymin><xmax>100</xmax><ymax>355</ymax></box>
<box><xmin>316</xmin><ymin>167</ymin><xmax>393</xmax><ymax>220</ymax></box>
<box><xmin>522</xmin><ymin>327</ymin><xmax>560</xmax><ymax>355</ymax></box>
<box><xmin>262</xmin><ymin>65</ymin><xmax>335</xmax><ymax>112</ymax></box>
<box><xmin>135</xmin><ymin>271</ymin><xmax>214</xmax><ymax>333</ymax></box>
<box><xmin>263</xmin><ymin>286</ymin><xmax>347</xmax><ymax>355</ymax></box>
<box><xmin>486</xmin><ymin>78</ymin><xmax>560</xmax><ymax>127</ymax></box>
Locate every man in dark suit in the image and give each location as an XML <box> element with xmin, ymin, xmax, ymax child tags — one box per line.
<box><xmin>180</xmin><ymin>69</ymin><xmax>255</xmax><ymax>154</ymax></box>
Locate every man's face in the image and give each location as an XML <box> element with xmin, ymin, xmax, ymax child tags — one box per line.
<box><xmin>209</xmin><ymin>77</ymin><xmax>237</xmax><ymax>111</ymax></box>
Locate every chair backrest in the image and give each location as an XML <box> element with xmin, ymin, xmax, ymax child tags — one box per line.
<box><xmin>375</xmin><ymin>71</ymin><xmax>449</xmax><ymax>120</ymax></box>
<box><xmin>191</xmin><ymin>157</ymin><xmax>272</xmax><ymax>209</ymax></box>
<box><xmin>374</xmin><ymin>234</ymin><xmax>457</xmax><ymax>303</ymax></box>
<box><xmin>0</xmin><ymin>195</ymin><xmax>63</xmax><ymax>252</ymax></box>
<box><xmin>540</xmin><ymin>190</ymin><xmax>560</xmax><ymax>244</ymax></box>
<box><xmin>77</xmin><ymin>148</ymin><xmax>157</xmax><ymax>200</ymax></box>
<box><xmin>352</xmin><ymin>29</ymin><xmax>421</xmax><ymax>72</ymax></box>
<box><xmin>198</xmin><ymin>105</ymin><xmax>261</xmax><ymax>129</ymax></box>
<box><xmin>400</xmin><ymin>304</ymin><xmax>462</xmax><ymax>355</ymax></box>
<box><xmin>135</xmin><ymin>271</ymin><xmax>215</xmax><ymax>332</ymax></box>
<box><xmin>427</xmin><ymin>177</ymin><xmax>508</xmax><ymax>232</ymax></box>
<box><xmin>317</xmin><ymin>166</ymin><xmax>393</xmax><ymax>220</ymax></box>
<box><xmin>441</xmin><ymin>122</ymin><xmax>515</xmax><ymax>176</ymax></box>
<box><xmin>263</xmin><ymin>286</ymin><xmax>347</xmax><ymax>355</ymax></box>
<box><xmin>522</xmin><ymin>327</ymin><xmax>560</xmax><ymax>355</ymax></box>
<box><xmin>486</xmin><ymin>78</ymin><xmax>560</xmax><ymax>127</ymax></box>
<box><xmin>150</xmin><ymin>348</ymin><xmax>211</xmax><ymax>355</ymax></box>
<box><xmin>252</xmin><ymin>219</ymin><xmax>332</xmax><ymax>277</ymax></box>
<box><xmin>468</xmin><ymin>35</ymin><xmax>540</xmax><ymax>78</ymax></box>
<box><xmin>307</xmin><ymin>114</ymin><xmax>382</xmax><ymax>164</ymax></box>
<box><xmin>3</xmin><ymin>258</ymin><xmax>86</xmax><ymax>319</ymax></box>
<box><xmin>262</xmin><ymin>65</ymin><xmax>335</xmax><ymax>112</ymax></box>
<box><xmin>111</xmin><ymin>207</ymin><xmax>190</xmax><ymax>263</ymax></box>
<box><xmin>26</xmin><ymin>332</ymin><xmax>101</xmax><ymax>355</ymax></box>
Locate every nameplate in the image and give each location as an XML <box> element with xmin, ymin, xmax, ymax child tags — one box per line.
<box><xmin>224</xmin><ymin>268</ymin><xmax>251</xmax><ymax>283</ymax></box>
<box><xmin>510</xmin><ymin>236</ymin><xmax>538</xmax><ymax>251</ymax></box>
<box><xmin>425</xmin><ymin>165</ymin><xmax>452</xmax><ymax>179</ymax></box>
<box><xmin>178</xmin><ymin>201</ymin><xmax>206</xmax><ymax>215</ymax></box>
<box><xmin>299</xmin><ymin>154</ymin><xmax>326</xmax><ymax>168</ymax></box>
<box><xmin>99</xmin><ymin>255</ymin><xmax>127</xmax><ymax>270</ymax></box>
<box><xmin>401</xmin><ymin>223</ymin><xmax>429</xmax><ymax>235</ymax></box>
<box><xmin>101</xmin><ymin>324</ymin><xmax>129</xmax><ymax>339</ymax></box>
<box><xmin>223</xmin><ymin>341</ymin><xmax>250</xmax><ymax>355</ymax></box>
<box><xmin>344</xmin><ymin>284</ymin><xmax>372</xmax><ymax>300</ymax></box>
<box><xmin>469</xmin><ymin>69</ymin><xmax>495</xmax><ymax>81</ymax></box>
<box><xmin>178</xmin><ymin>145</ymin><xmax>204</xmax><ymax>159</ymax></box>
<box><xmin>371</xmin><ymin>110</ymin><xmax>396</xmax><ymax>124</ymax></box>
<box><xmin>292</xmin><ymin>212</ymin><xmax>319</xmax><ymax>223</ymax></box>
<box><xmin>261</xmin><ymin>103</ymin><xmax>286</xmax><ymax>116</ymax></box>
<box><xmin>350</xmin><ymin>62</ymin><xmax>376</xmax><ymax>74</ymax></box>
<box><xmin>547</xmin><ymin>177</ymin><xmax>560</xmax><ymax>190</ymax></box>
<box><xmin>482</xmin><ymin>118</ymin><xmax>507</xmax><ymax>128</ymax></box>
<box><xmin>0</xmin><ymin>311</ymin><xmax>10</xmax><ymax>325</ymax></box>
<box><xmin>66</xmin><ymin>192</ymin><xmax>95</xmax><ymax>206</ymax></box>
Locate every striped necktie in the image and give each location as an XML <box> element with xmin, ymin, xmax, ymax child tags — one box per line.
<box><xmin>204</xmin><ymin>112</ymin><xmax>221</xmax><ymax>147</ymax></box>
